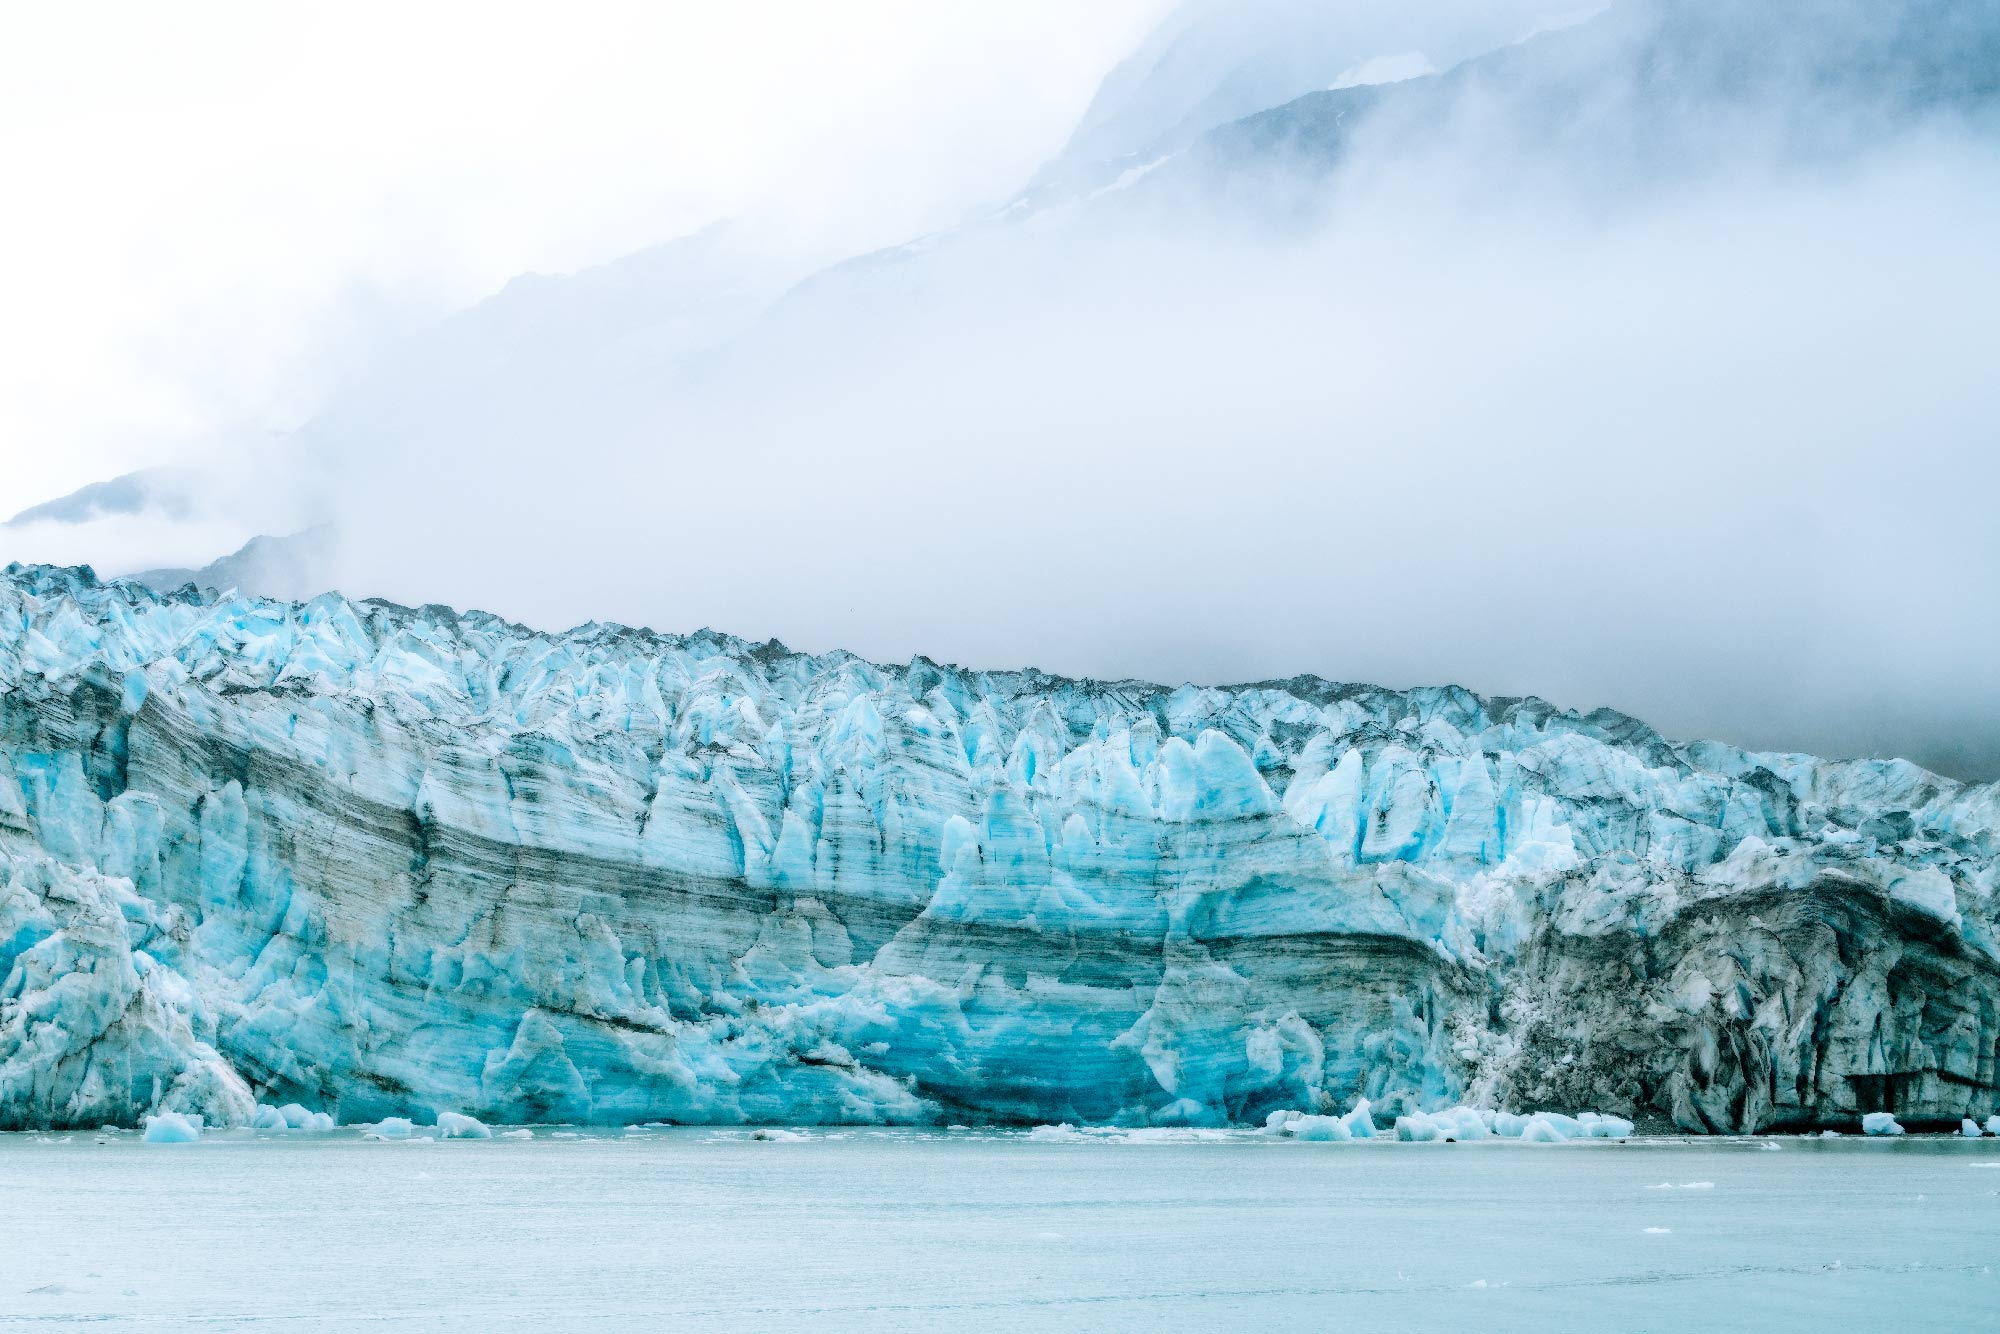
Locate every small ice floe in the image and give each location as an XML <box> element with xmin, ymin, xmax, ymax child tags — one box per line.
<box><xmin>365</xmin><ymin>1117</ymin><xmax>416</xmax><ymax>1140</ymax></box>
<box><xmin>1266</xmin><ymin>1109</ymin><xmax>1352</xmax><ymax>1142</ymax></box>
<box><xmin>1962</xmin><ymin>1119</ymin><xmax>1985</xmax><ymax>1138</ymax></box>
<box><xmin>749</xmin><ymin>1128</ymin><xmax>807</xmax><ymax>1142</ymax></box>
<box><xmin>1820</xmin><ymin>1129</ymin><xmax>1842</xmax><ymax>1138</ymax></box>
<box><xmin>1264</xmin><ymin>1100</ymin><xmax>1633</xmax><ymax>1144</ymax></box>
<box><xmin>1119</xmin><ymin>1127</ymin><xmax>1241</xmax><ymax>1143</ymax></box>
<box><xmin>500</xmin><ymin>1129</ymin><xmax>534</xmax><ymax>1140</ymax></box>
<box><xmin>252</xmin><ymin>1103</ymin><xmax>337</xmax><ymax>1131</ymax></box>
<box><xmin>1501</xmin><ymin>1110</ymin><xmax>1633</xmax><ymax>1142</ymax></box>
<box><xmin>1986</xmin><ymin>1115</ymin><xmax>2000</xmax><ymax>1136</ymax></box>
<box><xmin>142</xmin><ymin>1112</ymin><xmax>201</xmax><ymax>1144</ymax></box>
<box><xmin>549</xmin><ymin>1131</ymin><xmax>582</xmax><ymax>1140</ymax></box>
<box><xmin>1395</xmin><ymin>1107</ymin><xmax>1492</xmax><ymax>1142</ymax></box>
<box><xmin>1468</xmin><ymin>1279</ymin><xmax>1488</xmax><ymax>1289</ymax></box>
<box><xmin>1862</xmin><ymin>1112</ymin><xmax>1905</xmax><ymax>1137</ymax></box>
<box><xmin>1760</xmin><ymin>1141</ymin><xmax>1783</xmax><ymax>1151</ymax></box>
<box><xmin>279</xmin><ymin>1104</ymin><xmax>336</xmax><ymax>1131</ymax></box>
<box><xmin>435</xmin><ymin>1112</ymin><xmax>491</xmax><ymax>1140</ymax></box>
<box><xmin>1644</xmin><ymin>1227</ymin><xmax>1672</xmax><ymax>1234</ymax></box>
<box><xmin>1028</xmin><ymin>1123</ymin><xmax>1086</xmax><ymax>1142</ymax></box>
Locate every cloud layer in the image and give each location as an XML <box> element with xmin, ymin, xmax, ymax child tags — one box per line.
<box><xmin>320</xmin><ymin>38</ymin><xmax>2000</xmax><ymax>776</ymax></box>
<box><xmin>11</xmin><ymin>1</ymin><xmax>1998</xmax><ymax>780</ymax></box>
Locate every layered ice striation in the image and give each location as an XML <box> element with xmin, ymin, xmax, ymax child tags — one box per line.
<box><xmin>1</xmin><ymin>564</ymin><xmax>1996</xmax><ymax>1132</ymax></box>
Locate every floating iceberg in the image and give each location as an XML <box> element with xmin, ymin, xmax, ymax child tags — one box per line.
<box><xmin>0</xmin><ymin>564</ymin><xmax>1996</xmax><ymax>1133</ymax></box>
<box><xmin>1862</xmin><ymin>1112</ymin><xmax>1905</xmax><ymax>1137</ymax></box>
<box><xmin>142</xmin><ymin>1112</ymin><xmax>202</xmax><ymax>1144</ymax></box>
<box><xmin>1579</xmin><ymin>1112</ymin><xmax>1636</xmax><ymax>1139</ymax></box>
<box><xmin>435</xmin><ymin>1112</ymin><xmax>492</xmax><ymax>1139</ymax></box>
<box><xmin>1520</xmin><ymin>1115</ymin><xmax>1572</xmax><ymax>1144</ymax></box>
<box><xmin>252</xmin><ymin>1102</ymin><xmax>335</xmax><ymax>1131</ymax></box>
<box><xmin>280</xmin><ymin>1104</ymin><xmax>336</xmax><ymax>1131</ymax></box>
<box><xmin>1266</xmin><ymin>1110</ymin><xmax>1351</xmax><ymax>1141</ymax></box>
<box><xmin>1395</xmin><ymin>1114</ymin><xmax>1447</xmax><ymax>1142</ymax></box>
<box><xmin>367</xmin><ymin>1117</ymin><xmax>417</xmax><ymax>1140</ymax></box>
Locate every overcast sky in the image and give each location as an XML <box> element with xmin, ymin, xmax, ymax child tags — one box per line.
<box><xmin>0</xmin><ymin>1</ymin><xmax>1163</xmax><ymax>510</ymax></box>
<box><xmin>4</xmin><ymin>2</ymin><xmax>1996</xmax><ymax>781</ymax></box>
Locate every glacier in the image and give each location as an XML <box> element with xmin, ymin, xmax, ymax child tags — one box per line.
<box><xmin>0</xmin><ymin>562</ymin><xmax>1995</xmax><ymax>1133</ymax></box>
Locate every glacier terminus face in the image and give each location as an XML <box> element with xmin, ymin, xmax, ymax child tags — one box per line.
<box><xmin>0</xmin><ymin>563</ymin><xmax>1995</xmax><ymax>1133</ymax></box>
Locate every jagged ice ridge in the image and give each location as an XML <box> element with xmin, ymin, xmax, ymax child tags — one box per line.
<box><xmin>1</xmin><ymin>564</ymin><xmax>1996</xmax><ymax>1132</ymax></box>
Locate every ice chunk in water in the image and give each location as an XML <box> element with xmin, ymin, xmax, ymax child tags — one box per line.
<box><xmin>256</xmin><ymin>1102</ymin><xmax>335</xmax><ymax>1131</ymax></box>
<box><xmin>1986</xmin><ymin>1115</ymin><xmax>2000</xmax><ymax>1137</ymax></box>
<box><xmin>367</xmin><ymin>1117</ymin><xmax>417</xmax><ymax>1140</ymax></box>
<box><xmin>1341</xmin><ymin>1098</ymin><xmax>1379</xmax><ymax>1139</ymax></box>
<box><xmin>279</xmin><ymin>1104</ymin><xmax>336</xmax><ymax>1131</ymax></box>
<box><xmin>1393</xmin><ymin>1108</ymin><xmax>1492</xmax><ymax>1141</ymax></box>
<box><xmin>1291</xmin><ymin>1116</ymin><xmax>1352</xmax><ymax>1142</ymax></box>
<box><xmin>1961</xmin><ymin>1119</ymin><xmax>1984</xmax><ymax>1138</ymax></box>
<box><xmin>1579</xmin><ymin>1112</ymin><xmax>1635</xmax><ymax>1139</ymax></box>
<box><xmin>1520</xmin><ymin>1114</ymin><xmax>1573</xmax><ymax>1144</ymax></box>
<box><xmin>1395</xmin><ymin>1113</ymin><xmax>1445</xmax><ymax>1142</ymax></box>
<box><xmin>143</xmin><ymin>1112</ymin><xmax>202</xmax><ymax>1143</ymax></box>
<box><xmin>1862</xmin><ymin>1112</ymin><xmax>1904</xmax><ymax>1136</ymax></box>
<box><xmin>436</xmin><ymin>1112</ymin><xmax>492</xmax><ymax>1139</ymax></box>
<box><xmin>1265</xmin><ymin>1110</ymin><xmax>1351</xmax><ymax>1141</ymax></box>
<box><xmin>1439</xmin><ymin>1107</ymin><xmax>1492</xmax><ymax>1140</ymax></box>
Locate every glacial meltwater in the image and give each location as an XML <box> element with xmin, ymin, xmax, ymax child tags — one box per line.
<box><xmin>2</xmin><ymin>1130</ymin><xmax>1996</xmax><ymax>1331</ymax></box>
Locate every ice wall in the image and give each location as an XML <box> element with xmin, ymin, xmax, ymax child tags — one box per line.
<box><xmin>1</xmin><ymin>563</ymin><xmax>1994</xmax><ymax>1131</ymax></box>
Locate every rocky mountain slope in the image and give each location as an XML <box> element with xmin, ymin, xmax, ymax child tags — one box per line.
<box><xmin>2</xmin><ymin>563</ymin><xmax>1994</xmax><ymax>1131</ymax></box>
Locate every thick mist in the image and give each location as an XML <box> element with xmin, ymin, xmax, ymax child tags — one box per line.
<box><xmin>47</xmin><ymin>0</ymin><xmax>2000</xmax><ymax>780</ymax></box>
<box><xmin>321</xmin><ymin>137</ymin><xmax>2000</xmax><ymax>776</ymax></box>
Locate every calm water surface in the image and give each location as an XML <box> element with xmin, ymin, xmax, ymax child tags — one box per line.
<box><xmin>2</xmin><ymin>1128</ymin><xmax>1996</xmax><ymax>1331</ymax></box>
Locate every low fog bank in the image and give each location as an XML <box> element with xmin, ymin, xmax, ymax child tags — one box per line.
<box><xmin>317</xmin><ymin>125</ymin><xmax>2000</xmax><ymax>777</ymax></box>
<box><xmin>20</xmin><ymin>0</ymin><xmax>1998</xmax><ymax>781</ymax></box>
